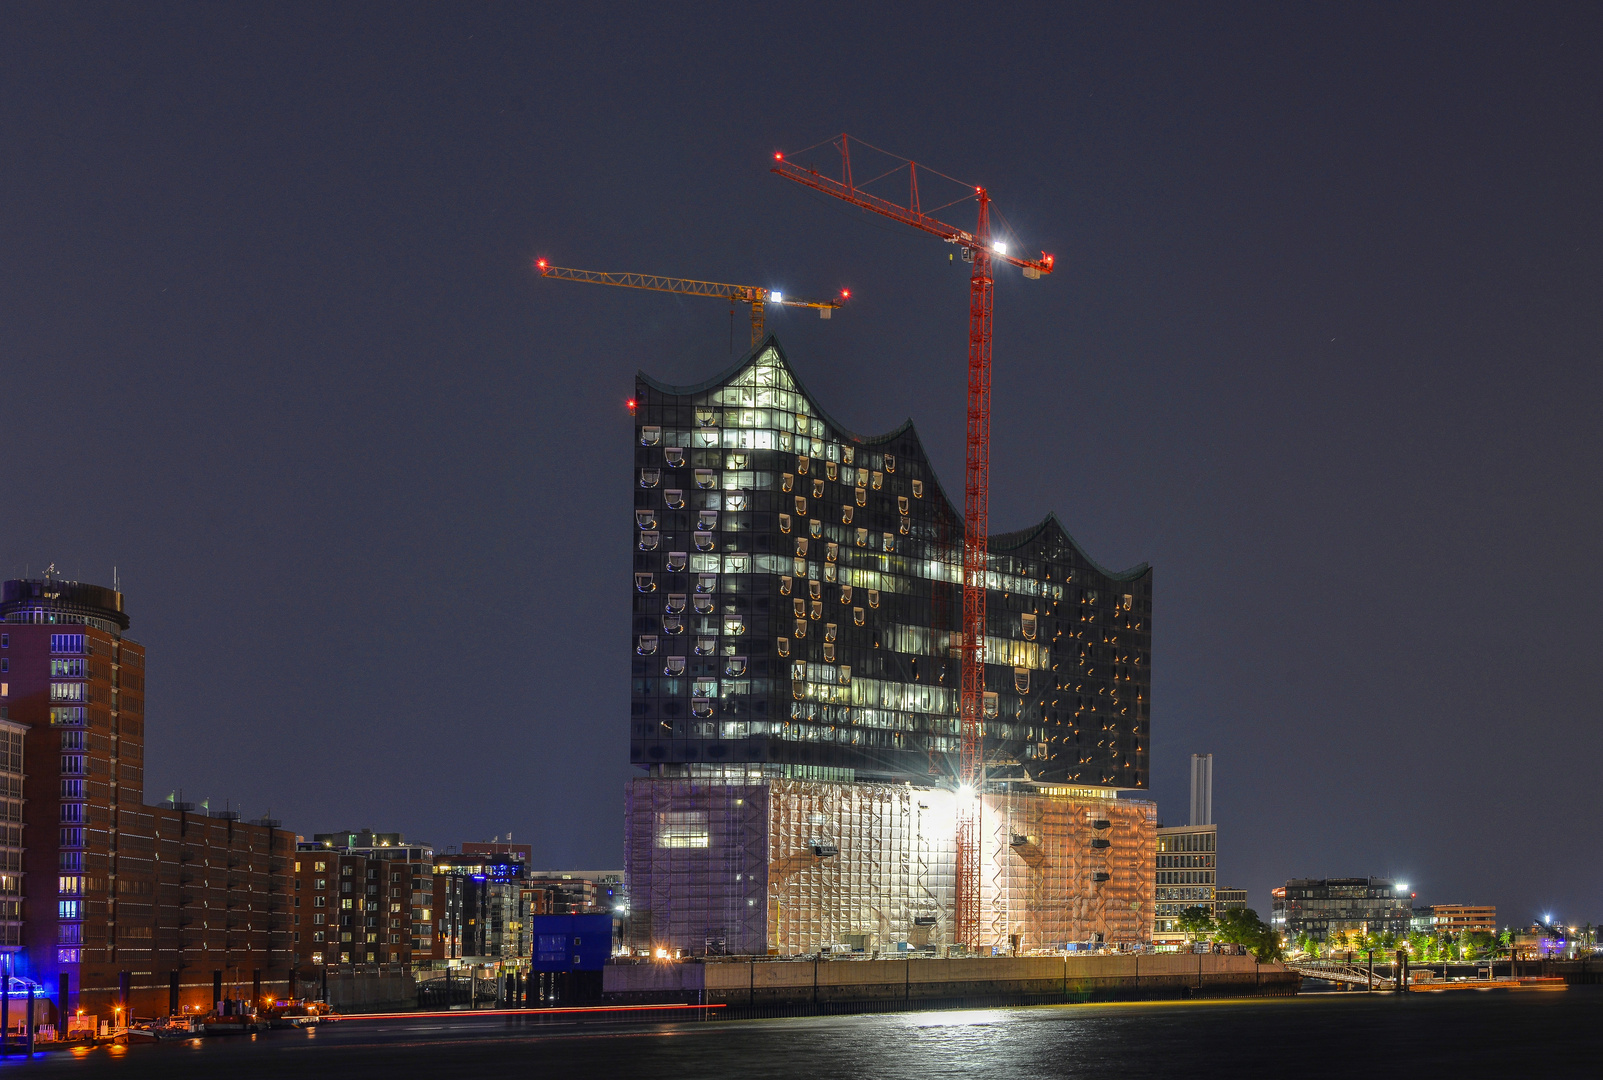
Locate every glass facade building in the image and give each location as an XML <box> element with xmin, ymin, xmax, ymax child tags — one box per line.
<box><xmin>629</xmin><ymin>339</ymin><xmax>1152</xmax><ymax>789</ymax></box>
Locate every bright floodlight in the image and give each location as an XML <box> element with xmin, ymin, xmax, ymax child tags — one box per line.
<box><xmin>957</xmin><ymin>784</ymin><xmax>975</xmax><ymax>800</ymax></box>
<box><xmin>993</xmin><ymin>242</ymin><xmax>1008</xmax><ymax>255</ymax></box>
<box><xmin>771</xmin><ymin>291</ymin><xmax>783</xmax><ymax>303</ymax></box>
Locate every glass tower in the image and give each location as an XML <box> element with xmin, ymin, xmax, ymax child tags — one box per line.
<box><xmin>629</xmin><ymin>340</ymin><xmax>1152</xmax><ymax>789</ymax></box>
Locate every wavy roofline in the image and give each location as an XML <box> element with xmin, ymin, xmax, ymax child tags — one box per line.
<box><xmin>640</xmin><ymin>335</ymin><xmax>1150</xmax><ymax>582</ymax></box>
<box><xmin>990</xmin><ymin>512</ymin><xmax>1151</xmax><ymax>583</ymax></box>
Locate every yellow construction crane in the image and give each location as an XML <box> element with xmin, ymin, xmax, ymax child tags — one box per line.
<box><xmin>535</xmin><ymin>259</ymin><xmax>848</xmax><ymax>347</ymax></box>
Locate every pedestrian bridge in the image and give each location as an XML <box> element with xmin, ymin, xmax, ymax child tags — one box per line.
<box><xmin>1283</xmin><ymin>960</ymin><xmax>1396</xmax><ymax>990</ymax></box>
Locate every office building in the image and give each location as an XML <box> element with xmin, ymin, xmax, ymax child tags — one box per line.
<box><xmin>625</xmin><ymin>341</ymin><xmax>1157</xmax><ymax>955</ymax></box>
<box><xmin>1422</xmin><ymin>904</ymin><xmax>1496</xmax><ymax>936</ymax></box>
<box><xmin>1152</xmin><ymin>824</ymin><xmax>1216</xmax><ymax>946</ymax></box>
<box><xmin>1</xmin><ymin>575</ymin><xmax>295</xmax><ymax>1020</ymax></box>
<box><xmin>1270</xmin><ymin>878</ymin><xmax>1411</xmax><ymax>942</ymax></box>
<box><xmin>1152</xmin><ymin>757</ymin><xmax>1217</xmax><ymax>946</ymax></box>
<box><xmin>1216</xmin><ymin>887</ymin><xmax>1247</xmax><ymax>912</ymax></box>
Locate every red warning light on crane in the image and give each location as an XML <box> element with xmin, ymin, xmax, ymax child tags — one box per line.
<box><xmin>626</xmin><ymin>398</ymin><xmax>638</xmax><ymax>414</ymax></box>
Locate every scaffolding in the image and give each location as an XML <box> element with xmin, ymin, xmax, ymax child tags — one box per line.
<box><xmin>625</xmin><ymin>775</ymin><xmax>1154</xmax><ymax>957</ymax></box>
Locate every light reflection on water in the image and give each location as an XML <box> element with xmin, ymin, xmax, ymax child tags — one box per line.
<box><xmin>15</xmin><ymin>990</ymin><xmax>1601</xmax><ymax>1080</ymax></box>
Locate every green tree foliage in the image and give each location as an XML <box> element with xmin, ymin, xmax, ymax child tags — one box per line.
<box><xmin>1177</xmin><ymin>905</ymin><xmax>1215</xmax><ymax>943</ymax></box>
<box><xmin>1214</xmin><ymin>907</ymin><xmax>1284</xmax><ymax>962</ymax></box>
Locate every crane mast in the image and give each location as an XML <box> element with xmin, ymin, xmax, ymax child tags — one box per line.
<box><xmin>535</xmin><ymin>260</ymin><xmax>847</xmax><ymax>348</ymax></box>
<box><xmin>772</xmin><ymin>136</ymin><xmax>1053</xmax><ymax>952</ymax></box>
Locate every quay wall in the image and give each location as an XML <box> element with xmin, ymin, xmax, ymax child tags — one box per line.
<box><xmin>604</xmin><ymin>953</ymin><xmax>1298</xmax><ymax>1010</ymax></box>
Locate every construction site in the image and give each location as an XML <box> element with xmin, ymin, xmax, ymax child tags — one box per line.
<box><xmin>570</xmin><ymin>136</ymin><xmax>1268</xmax><ymax>1005</ymax></box>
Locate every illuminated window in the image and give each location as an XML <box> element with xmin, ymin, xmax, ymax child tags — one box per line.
<box><xmin>884</xmin><ymin>455</ymin><xmax>896</xmax><ymax>472</ymax></box>
<box><xmin>695</xmin><ymin>469</ymin><xmax>716</xmax><ymax>490</ymax></box>
<box><xmin>664</xmin><ymin>447</ymin><xmax>685</xmax><ymax>466</ymax></box>
<box><xmin>838</xmin><ymin>665</ymin><xmax>851</xmax><ymax>684</ymax></box>
<box><xmin>872</xmin><ymin>471</ymin><xmax>883</xmax><ymax>489</ymax></box>
<box><xmin>856</xmin><ymin>528</ymin><xmax>868</xmax><ymax>547</ymax></box>
<box><xmin>810</xmin><ymin>601</ymin><xmax>823</xmax><ymax>620</ymax></box>
<box><xmin>840</xmin><ymin>584</ymin><xmax>852</xmax><ymax>603</ymax></box>
<box><xmin>795</xmin><ymin>537</ymin><xmax>808</xmax><ymax>557</ymax></box>
<box><xmin>809</xmin><ymin>519</ymin><xmax>822</xmax><ymax>538</ymax></box>
<box><xmin>809</xmin><ymin>580</ymin><xmax>822</xmax><ymax>600</ymax></box>
<box><xmin>50</xmin><ymin>634</ymin><xmax>85</xmax><ymax>654</ymax></box>
<box><xmin>882</xmin><ymin>533</ymin><xmax>894</xmax><ymax>552</ymax></box>
<box><xmin>795</xmin><ymin>496</ymin><xmax>807</xmax><ymax>515</ymax></box>
<box><xmin>656</xmin><ymin>812</ymin><xmax>709</xmax><ymax>849</ymax></box>
<box><xmin>639</xmin><ymin>469</ymin><xmax>660</xmax><ymax>488</ymax></box>
<box><xmin>824</xmin><ymin>623</ymin><xmax>837</xmax><ymax>642</ymax></box>
<box><xmin>793</xmin><ymin>599</ymin><xmax>806</xmax><ymax>618</ymax></box>
<box><xmin>695</xmin><ymin>637</ymin><xmax>717</xmax><ymax>656</ymax></box>
<box><xmin>641</xmin><ymin>426</ymin><xmax>662</xmax><ymax>446</ymax></box>
<box><xmin>696</xmin><ymin>573</ymin><xmax>717</xmax><ymax>593</ymax></box>
<box><xmin>812</xmin><ymin>479</ymin><xmax>824</xmax><ymax>498</ymax></box>
<box><xmin>794</xmin><ymin>619</ymin><xmax>807</xmax><ymax>638</ymax></box>
<box><xmin>638</xmin><ymin>530</ymin><xmax>660</xmax><ymax>551</ymax></box>
<box><xmin>780</xmin><ymin>576</ymin><xmax>793</xmax><ymax>596</ymax></box>
<box><xmin>1021</xmin><ymin>613</ymin><xmax>1037</xmax><ymax>640</ymax></box>
<box><xmin>50</xmin><ymin>658</ymin><xmax>84</xmax><ymax>678</ymax></box>
<box><xmin>822</xmin><ymin>643</ymin><xmax>835</xmax><ymax>662</ymax></box>
<box><xmin>796</xmin><ymin>456</ymin><xmax>809</xmax><ymax>475</ymax></box>
<box><xmin>782</xmin><ymin>473</ymin><xmax>794</xmax><ymax>492</ymax></box>
<box><xmin>779</xmin><ymin>513</ymin><xmax>792</xmax><ymax>533</ymax></box>
<box><xmin>826</xmin><ymin>542</ymin><xmax>838</xmax><ymax>562</ymax></box>
<box><xmin>695</xmin><ymin>533</ymin><xmax>716</xmax><ymax>552</ymax></box>
<box><xmin>665</xmin><ymin>489</ymin><xmax>685</xmax><ymax>509</ymax></box>
<box><xmin>912</xmin><ymin>480</ymin><xmax>923</xmax><ymax>498</ymax></box>
<box><xmin>777</xmin><ymin>638</ymin><xmax>790</xmax><ymax>657</ymax></box>
<box><xmin>868</xmin><ymin>589</ymin><xmax>880</xmax><ymax>608</ymax></box>
<box><xmin>635</xmin><ymin>573</ymin><xmax>656</xmax><ymax>593</ymax></box>
<box><xmin>842</xmin><ymin>446</ymin><xmax>854</xmax><ymax>464</ymax></box>
<box><xmin>725</xmin><ymin>656</ymin><xmax>747</xmax><ymax>677</ymax></box>
<box><xmin>697</xmin><ymin>510</ymin><xmax>718</xmax><ymax>531</ymax></box>
<box><xmin>842</xmin><ymin>505</ymin><xmax>853</xmax><ymax>523</ymax></box>
<box><xmin>853</xmin><ymin>607</ymin><xmax>865</xmax><ymax>626</ymax></box>
<box><xmin>826</xmin><ymin>461</ymin><xmax>837</xmax><ymax>480</ymax></box>
<box><xmin>635</xmin><ymin>509</ymin><xmax>657</xmax><ymax>530</ymax></box>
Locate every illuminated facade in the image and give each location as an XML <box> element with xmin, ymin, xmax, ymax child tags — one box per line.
<box><xmin>630</xmin><ymin>339</ymin><xmax>1152</xmax><ymax>787</ymax></box>
<box><xmin>1152</xmin><ymin>823</ymin><xmax>1217</xmax><ymax>946</ymax></box>
<box><xmin>625</xmin><ymin>341</ymin><xmax>1159</xmax><ymax>956</ymax></box>
<box><xmin>625</xmin><ymin>775</ymin><xmax>1154</xmax><ymax>956</ymax></box>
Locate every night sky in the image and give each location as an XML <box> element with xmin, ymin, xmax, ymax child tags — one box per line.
<box><xmin>4</xmin><ymin>4</ymin><xmax>1598</xmax><ymax>925</ymax></box>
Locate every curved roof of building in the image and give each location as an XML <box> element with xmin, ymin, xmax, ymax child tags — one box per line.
<box><xmin>639</xmin><ymin>334</ymin><xmax>1150</xmax><ymax>583</ymax></box>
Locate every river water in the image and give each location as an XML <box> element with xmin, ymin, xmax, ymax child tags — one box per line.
<box><xmin>8</xmin><ymin>988</ymin><xmax>1599</xmax><ymax>1079</ymax></box>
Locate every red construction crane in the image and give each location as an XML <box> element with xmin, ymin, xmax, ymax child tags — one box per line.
<box><xmin>772</xmin><ymin>135</ymin><xmax>1054</xmax><ymax>952</ymax></box>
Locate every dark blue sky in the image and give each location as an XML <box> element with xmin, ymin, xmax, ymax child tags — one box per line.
<box><xmin>3</xmin><ymin>4</ymin><xmax>1598</xmax><ymax>924</ymax></box>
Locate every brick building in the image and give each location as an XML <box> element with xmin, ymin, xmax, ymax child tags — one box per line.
<box><xmin>1</xmin><ymin>576</ymin><xmax>295</xmax><ymax>1021</ymax></box>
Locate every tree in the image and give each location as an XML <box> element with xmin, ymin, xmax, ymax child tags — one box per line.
<box><xmin>1177</xmin><ymin>905</ymin><xmax>1215</xmax><ymax>944</ymax></box>
<box><xmin>1214</xmin><ymin>907</ymin><xmax>1284</xmax><ymax>962</ymax></box>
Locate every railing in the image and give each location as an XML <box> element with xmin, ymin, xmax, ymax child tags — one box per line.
<box><xmin>1284</xmin><ymin>960</ymin><xmax>1395</xmax><ymax>990</ymax></box>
